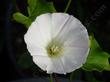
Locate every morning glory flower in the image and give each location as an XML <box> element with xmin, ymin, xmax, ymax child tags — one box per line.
<box><xmin>24</xmin><ymin>13</ymin><xmax>90</xmax><ymax>74</ymax></box>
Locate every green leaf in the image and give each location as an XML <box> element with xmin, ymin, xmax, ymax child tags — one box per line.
<box><xmin>13</xmin><ymin>12</ymin><xmax>32</xmax><ymax>27</ymax></box>
<box><xmin>82</xmin><ymin>36</ymin><xmax>110</xmax><ymax>71</ymax></box>
<box><xmin>27</xmin><ymin>0</ymin><xmax>56</xmax><ymax>21</ymax></box>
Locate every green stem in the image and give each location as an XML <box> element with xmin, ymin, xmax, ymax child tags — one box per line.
<box><xmin>50</xmin><ymin>74</ymin><xmax>53</xmax><ymax>82</ymax></box>
<box><xmin>69</xmin><ymin>72</ymin><xmax>74</xmax><ymax>82</ymax></box>
<box><xmin>64</xmin><ymin>0</ymin><xmax>72</xmax><ymax>13</ymax></box>
<box><xmin>54</xmin><ymin>74</ymin><xmax>60</xmax><ymax>82</ymax></box>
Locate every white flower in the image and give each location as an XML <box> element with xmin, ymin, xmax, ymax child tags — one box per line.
<box><xmin>24</xmin><ymin>13</ymin><xmax>90</xmax><ymax>74</ymax></box>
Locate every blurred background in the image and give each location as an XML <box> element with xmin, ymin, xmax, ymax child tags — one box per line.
<box><xmin>1</xmin><ymin>0</ymin><xmax>110</xmax><ymax>82</ymax></box>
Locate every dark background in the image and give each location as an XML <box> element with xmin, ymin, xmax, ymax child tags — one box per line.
<box><xmin>1</xmin><ymin>0</ymin><xmax>110</xmax><ymax>82</ymax></box>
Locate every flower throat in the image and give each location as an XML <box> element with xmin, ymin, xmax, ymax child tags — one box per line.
<box><xmin>46</xmin><ymin>39</ymin><xmax>64</xmax><ymax>58</ymax></box>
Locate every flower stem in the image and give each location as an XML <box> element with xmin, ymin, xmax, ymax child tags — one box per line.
<box><xmin>64</xmin><ymin>0</ymin><xmax>72</xmax><ymax>13</ymax></box>
<box><xmin>69</xmin><ymin>72</ymin><xmax>74</xmax><ymax>82</ymax></box>
<box><xmin>50</xmin><ymin>74</ymin><xmax>53</xmax><ymax>82</ymax></box>
<box><xmin>54</xmin><ymin>74</ymin><xmax>61</xmax><ymax>82</ymax></box>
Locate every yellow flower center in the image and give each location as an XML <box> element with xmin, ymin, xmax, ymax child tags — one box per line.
<box><xmin>46</xmin><ymin>39</ymin><xmax>64</xmax><ymax>58</ymax></box>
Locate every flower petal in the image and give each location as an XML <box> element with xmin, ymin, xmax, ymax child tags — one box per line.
<box><xmin>35</xmin><ymin>13</ymin><xmax>52</xmax><ymax>42</ymax></box>
<box><xmin>61</xmin><ymin>46</ymin><xmax>89</xmax><ymax>73</ymax></box>
<box><xmin>56</xmin><ymin>15</ymin><xmax>89</xmax><ymax>48</ymax></box>
<box><xmin>24</xmin><ymin>13</ymin><xmax>52</xmax><ymax>56</ymax></box>
<box><xmin>33</xmin><ymin>56</ymin><xmax>66</xmax><ymax>74</ymax></box>
<box><xmin>46</xmin><ymin>58</ymin><xmax>66</xmax><ymax>74</ymax></box>
<box><xmin>64</xmin><ymin>28</ymin><xmax>89</xmax><ymax>48</ymax></box>
<box><xmin>33</xmin><ymin>56</ymin><xmax>51</xmax><ymax>71</ymax></box>
<box><xmin>27</xmin><ymin>45</ymin><xmax>47</xmax><ymax>56</ymax></box>
<box><xmin>51</xmin><ymin>13</ymin><xmax>70</xmax><ymax>38</ymax></box>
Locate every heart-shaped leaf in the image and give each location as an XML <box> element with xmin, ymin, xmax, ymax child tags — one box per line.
<box><xmin>82</xmin><ymin>36</ymin><xmax>110</xmax><ymax>71</ymax></box>
<box><xmin>27</xmin><ymin>0</ymin><xmax>56</xmax><ymax>21</ymax></box>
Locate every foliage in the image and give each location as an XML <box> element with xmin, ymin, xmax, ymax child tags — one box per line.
<box><xmin>83</xmin><ymin>36</ymin><xmax>110</xmax><ymax>71</ymax></box>
<box><xmin>13</xmin><ymin>0</ymin><xmax>56</xmax><ymax>28</ymax></box>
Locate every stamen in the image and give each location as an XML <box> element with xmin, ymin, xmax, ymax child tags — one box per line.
<box><xmin>46</xmin><ymin>40</ymin><xmax>64</xmax><ymax>58</ymax></box>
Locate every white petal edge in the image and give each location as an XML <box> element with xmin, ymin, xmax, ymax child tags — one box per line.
<box><xmin>46</xmin><ymin>58</ymin><xmax>66</xmax><ymax>74</ymax></box>
<box><xmin>24</xmin><ymin>13</ymin><xmax>52</xmax><ymax>56</ymax></box>
<box><xmin>60</xmin><ymin>46</ymin><xmax>89</xmax><ymax>73</ymax></box>
<box><xmin>51</xmin><ymin>13</ymin><xmax>70</xmax><ymax>38</ymax></box>
<box><xmin>33</xmin><ymin>55</ymin><xmax>51</xmax><ymax>71</ymax></box>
